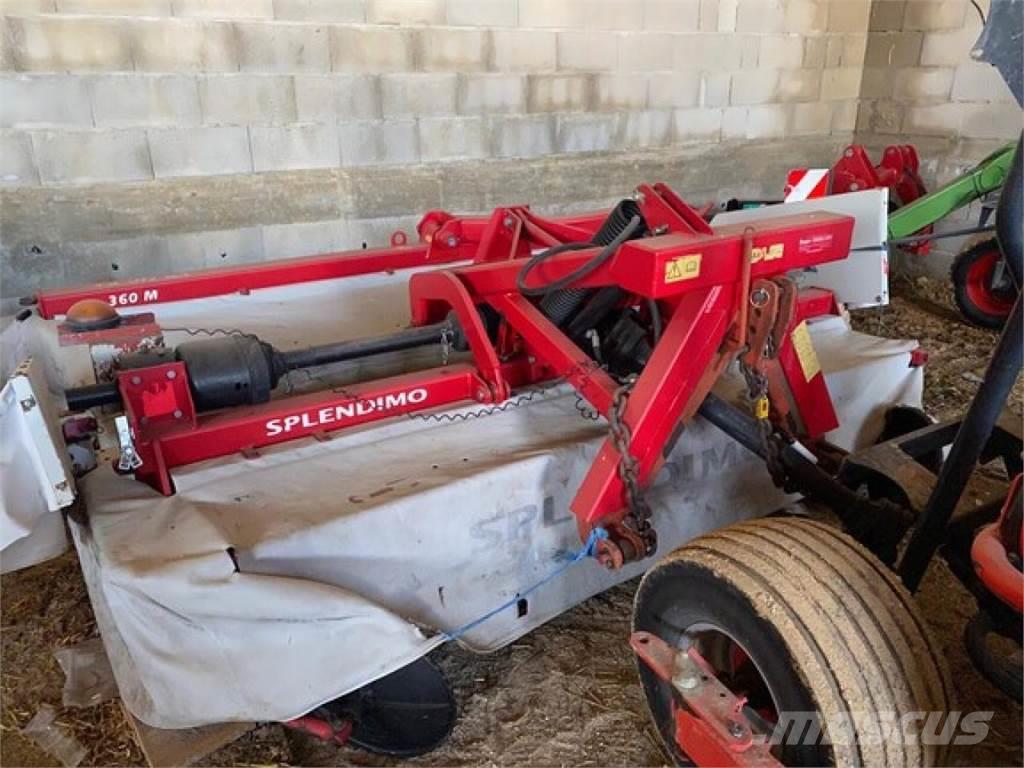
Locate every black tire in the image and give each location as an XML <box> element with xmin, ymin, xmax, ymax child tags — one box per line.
<box><xmin>633</xmin><ymin>517</ymin><xmax>953</xmax><ymax>767</ymax></box>
<box><xmin>951</xmin><ymin>238</ymin><xmax>1016</xmax><ymax>329</ymax></box>
<box><xmin>964</xmin><ymin>611</ymin><xmax>1023</xmax><ymax>703</ymax></box>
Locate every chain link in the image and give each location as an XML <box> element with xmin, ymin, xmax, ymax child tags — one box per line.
<box><xmin>607</xmin><ymin>377</ymin><xmax>655</xmax><ymax>550</ymax></box>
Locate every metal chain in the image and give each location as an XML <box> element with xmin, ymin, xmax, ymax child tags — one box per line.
<box><xmin>739</xmin><ymin>360</ymin><xmax>787</xmax><ymax>487</ymax></box>
<box><xmin>607</xmin><ymin>377</ymin><xmax>655</xmax><ymax>545</ymax></box>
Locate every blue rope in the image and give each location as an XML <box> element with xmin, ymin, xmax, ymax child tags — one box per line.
<box><xmin>442</xmin><ymin>527</ymin><xmax>609</xmax><ymax>642</ymax></box>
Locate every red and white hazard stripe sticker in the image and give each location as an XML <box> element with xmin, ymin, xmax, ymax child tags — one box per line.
<box><xmin>784</xmin><ymin>168</ymin><xmax>830</xmax><ymax>202</ymax></box>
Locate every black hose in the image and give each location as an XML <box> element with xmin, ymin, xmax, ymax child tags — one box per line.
<box><xmin>65</xmin><ymin>382</ymin><xmax>122</xmax><ymax>410</ymax></box>
<box><xmin>517</xmin><ymin>215</ymin><xmax>642</xmax><ymax>298</ymax></box>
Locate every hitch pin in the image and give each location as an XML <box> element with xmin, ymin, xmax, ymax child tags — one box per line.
<box><xmin>115</xmin><ymin>415</ymin><xmax>143</xmax><ymax>471</ymax></box>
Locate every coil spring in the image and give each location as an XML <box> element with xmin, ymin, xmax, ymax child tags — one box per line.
<box><xmin>538</xmin><ymin>199</ymin><xmax>644</xmax><ymax>327</ymax></box>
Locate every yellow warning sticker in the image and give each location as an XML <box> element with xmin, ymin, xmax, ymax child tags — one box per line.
<box><xmin>664</xmin><ymin>253</ymin><xmax>702</xmax><ymax>284</ymax></box>
<box><xmin>790</xmin><ymin>320</ymin><xmax>821</xmax><ymax>382</ymax></box>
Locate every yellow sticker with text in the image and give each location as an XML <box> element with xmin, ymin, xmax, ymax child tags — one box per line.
<box><xmin>664</xmin><ymin>253</ymin><xmax>702</xmax><ymax>284</ymax></box>
<box><xmin>790</xmin><ymin>320</ymin><xmax>821</xmax><ymax>382</ymax></box>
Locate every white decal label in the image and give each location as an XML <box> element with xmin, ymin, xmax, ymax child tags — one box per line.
<box><xmin>265</xmin><ymin>387</ymin><xmax>428</xmax><ymax>436</ymax></box>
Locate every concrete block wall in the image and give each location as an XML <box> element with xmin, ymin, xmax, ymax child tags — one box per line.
<box><xmin>854</xmin><ymin>0</ymin><xmax>1021</xmax><ymax>276</ymax></box>
<box><xmin>2</xmin><ymin>0</ymin><xmax>871</xmax><ymax>304</ymax></box>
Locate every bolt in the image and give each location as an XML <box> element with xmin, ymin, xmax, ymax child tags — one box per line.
<box><xmin>446</xmin><ymin>235</ymin><xmax>458</xmax><ymax>248</ymax></box>
<box><xmin>140</xmin><ymin>416</ymin><xmax>149</xmax><ymax>425</ymax></box>
<box><xmin>131</xmin><ymin>375</ymin><xmax>142</xmax><ymax>385</ymax></box>
<box><xmin>166</xmin><ymin>370</ymin><xmax>177</xmax><ymax>380</ymax></box>
<box><xmin>652</xmin><ymin>224</ymin><xmax>669</xmax><ymax>235</ymax></box>
<box><xmin>503</xmin><ymin>215</ymin><xmax>515</xmax><ymax>229</ymax></box>
<box><xmin>727</xmin><ymin>719</ymin><xmax>744</xmax><ymax>739</ymax></box>
<box><xmin>844</xmin><ymin>148</ymin><xmax>854</xmax><ymax>158</ymax></box>
<box><xmin>849</xmin><ymin>182</ymin><xmax>859</xmax><ymax>191</ymax></box>
<box><xmin>173</xmin><ymin>409</ymin><xmax>183</xmax><ymax>419</ymax></box>
<box><xmin>674</xmin><ymin>674</ymin><xmax>699</xmax><ymax>690</ymax></box>
<box><xmin>19</xmin><ymin>397</ymin><xmax>36</xmax><ymax>412</ymax></box>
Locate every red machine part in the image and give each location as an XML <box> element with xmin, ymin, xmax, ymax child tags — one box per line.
<box><xmin>830</xmin><ymin>144</ymin><xmax>931</xmax><ymax>254</ymax></box>
<box><xmin>971</xmin><ymin>473</ymin><xmax>1024</xmax><ymax>613</ymax></box>
<box><xmin>64</xmin><ymin>184</ymin><xmax>853</xmax><ymax>569</ymax></box>
<box><xmin>631</xmin><ymin>632</ymin><xmax>781</xmax><ymax>768</ymax></box>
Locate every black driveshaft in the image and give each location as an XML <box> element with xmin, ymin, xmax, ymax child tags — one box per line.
<box><xmin>65</xmin><ymin>381</ymin><xmax>121</xmax><ymax>411</ymax></box>
<box><xmin>278</xmin><ymin>321</ymin><xmax>449</xmax><ymax>371</ymax></box>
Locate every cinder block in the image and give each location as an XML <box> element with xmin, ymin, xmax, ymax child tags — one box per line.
<box><xmin>446</xmin><ymin>0</ymin><xmax>516</xmax><ymax>27</ymax></box>
<box><xmin>595</xmin><ymin>73</ymin><xmax>647</xmax><ymax>111</ymax></box>
<box><xmin>131</xmin><ymin>18</ymin><xmax>238</xmax><ymax>72</ymax></box>
<box><xmin>555</xmin><ymin>112</ymin><xmax>618</xmax><ymax>153</ymax></box>
<box><xmin>643</xmin><ymin>0</ymin><xmax>700</xmax><ymax>32</ymax></box>
<box><xmin>57</xmin><ymin>0</ymin><xmax>171</xmax><ymax>14</ymax></box>
<box><xmin>235</xmin><ymin>20</ymin><xmax>330</xmax><ymax>72</ymax></box>
<box><xmin>619</xmin><ymin>109</ymin><xmax>672</xmax><ymax>148</ymax></box>
<box><xmin>526</xmin><ymin>74</ymin><xmax>591</xmax><ymax>113</ymax></box>
<box><xmin>730</xmin><ymin>69</ymin><xmax>778</xmax><ymax>105</ymax></box>
<box><xmin>331</xmin><ymin>25</ymin><xmax>418</xmax><ymax>73</ymax></box>
<box><xmin>492</xmin><ymin>30</ymin><xmax>556</xmax><ymax>72</ymax></box>
<box><xmin>489</xmin><ymin>114</ymin><xmax>555</xmax><ymax>158</ymax></box>
<box><xmin>261</xmin><ymin>219</ymin><xmax>348</xmax><ymax>260</ymax></box>
<box><xmin>790</xmin><ymin>100</ymin><xmax>831</xmax><ymax>134</ymax></box>
<box><xmin>199</xmin><ymin>75</ymin><xmax>297</xmax><ymax>124</ymax></box>
<box><xmin>736</xmin><ymin>0</ymin><xmax>784</xmax><ymax>33</ymax></box>
<box><xmin>860</xmin><ymin>67</ymin><xmax>893</xmax><ymax>97</ymax></box>
<box><xmin>557</xmin><ymin>30</ymin><xmax>617</xmax><ymax>71</ymax></box>
<box><xmin>165</xmin><ymin>226</ymin><xmax>264</xmax><ymax>268</ymax></box>
<box><xmin>148</xmin><ymin>125</ymin><xmax>251</xmax><ymax>177</ymax></box>
<box><xmin>825</xmin><ymin>36</ymin><xmax>842</xmax><ymax>68</ymax></box>
<box><xmin>6</xmin><ymin>15</ymin><xmax>133</xmax><ymax>71</ymax></box>
<box><xmin>783</xmin><ymin>0</ymin><xmax>827</xmax><ymax>33</ymax></box>
<box><xmin>250</xmin><ymin>123</ymin><xmax>340</xmax><ymax>171</ymax></box>
<box><xmin>831</xmin><ymin>98</ymin><xmax>858</xmax><ymax>133</ymax></box>
<box><xmin>699</xmin><ymin>71</ymin><xmax>730</xmax><ymax>107</ymax></box>
<box><xmin>0</xmin><ymin>131</ymin><xmax>38</xmax><ymax>185</ymax></box>
<box><xmin>840</xmin><ymin>34</ymin><xmax>867</xmax><ymax>67</ymax></box>
<box><xmin>903</xmin><ymin>0</ymin><xmax>966</xmax><ymax>31</ymax></box>
<box><xmin>777</xmin><ymin>69</ymin><xmax>821</xmax><ymax>102</ymax></box>
<box><xmin>367</xmin><ymin>0</ymin><xmax>443</xmax><ymax>24</ymax></box>
<box><xmin>457</xmin><ymin>74</ymin><xmax>525</xmax><ymax>114</ymax></box>
<box><xmin>699</xmin><ymin>0</ymin><xmax>720</xmax><ymax>31</ymax></box>
<box><xmin>172</xmin><ymin>0</ymin><xmax>273</xmax><ymax>17</ymax></box>
<box><xmin>517</xmin><ymin>0</ymin><xmax>610</xmax><ymax>30</ymax></box>
<box><xmin>272</xmin><ymin>0</ymin><xmax>365</xmax><ymax>22</ymax></box>
<box><xmin>418</xmin><ymin>116</ymin><xmax>486</xmax><ymax>162</ymax></box>
<box><xmin>421</xmin><ymin>27</ymin><xmax>488</xmax><ymax>72</ymax></box>
<box><xmin>294</xmin><ymin>74</ymin><xmax>380</xmax><ymax>121</ymax></box>
<box><xmin>0</xmin><ymin>1</ymin><xmax>58</xmax><ymax>13</ymax></box>
<box><xmin>91</xmin><ymin>75</ymin><xmax>201</xmax><ymax>127</ymax></box>
<box><xmin>759</xmin><ymin>34</ymin><xmax>803</xmax><ymax>68</ymax></box>
<box><xmin>33</xmin><ymin>129</ymin><xmax>152</xmax><ymax>183</ymax></box>
<box><xmin>671</xmin><ymin>106</ymin><xmax>722</xmax><ymax>141</ymax></box>
<box><xmin>803</xmin><ymin>36</ymin><xmax>826</xmax><ymax>68</ymax></box>
<box><xmin>715</xmin><ymin>0</ymin><xmax>739</xmax><ymax>31</ymax></box>
<box><xmin>960</xmin><ymin>103</ymin><xmax>1023</xmax><ymax>140</ymax></box>
<box><xmin>892</xmin><ymin>66</ymin><xmax>954</xmax><ymax>102</ymax></box>
<box><xmin>338</xmin><ymin>119</ymin><xmax>419</xmax><ymax>165</ymax></box>
<box><xmin>951</xmin><ymin>61</ymin><xmax>1014</xmax><ymax>103</ymax></box>
<box><xmin>864</xmin><ymin>31</ymin><xmax>923</xmax><ymax>67</ymax></box>
<box><xmin>583</xmin><ymin>0</ymin><xmax>644</xmax><ymax>30</ymax></box>
<box><xmin>380</xmin><ymin>73</ymin><xmax>457</xmax><ymax>117</ymax></box>
<box><xmin>60</xmin><ymin>236</ymin><xmax>178</xmax><ymax>286</ymax></box>
<box><xmin>745</xmin><ymin>103</ymin><xmax>791</xmax><ymax>139</ymax></box>
<box><xmin>648</xmin><ymin>71</ymin><xmax>699</xmax><ymax>108</ymax></box>
<box><xmin>0</xmin><ymin>75</ymin><xmax>91</xmax><ymax>127</ymax></box>
<box><xmin>903</xmin><ymin>102</ymin><xmax>962</xmax><ymax>135</ymax></box>
<box><xmin>820</xmin><ymin>67</ymin><xmax>860</xmax><ymax>100</ymax></box>
<box><xmin>869</xmin><ymin>1</ymin><xmax>906</xmax><ymax>32</ymax></box>
<box><xmin>721</xmin><ymin>105</ymin><xmax>746</xmax><ymax>139</ymax></box>
<box><xmin>919</xmin><ymin>26</ymin><xmax>977</xmax><ymax>66</ymax></box>
<box><xmin>856</xmin><ymin>99</ymin><xmax>904</xmax><ymax>134</ymax></box>
<box><xmin>673</xmin><ymin>34</ymin><xmax>745</xmax><ymax>72</ymax></box>
<box><xmin>829</xmin><ymin>0</ymin><xmax>871</xmax><ymax>32</ymax></box>
<box><xmin>346</xmin><ymin>215</ymin><xmax>420</xmax><ymax>250</ymax></box>
<box><xmin>618</xmin><ymin>32</ymin><xmax>675</xmax><ymax>71</ymax></box>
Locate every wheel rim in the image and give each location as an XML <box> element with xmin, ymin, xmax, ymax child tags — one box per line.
<box><xmin>964</xmin><ymin>249</ymin><xmax>1015</xmax><ymax>318</ymax></box>
<box><xmin>678</xmin><ymin>622</ymin><xmax>783</xmax><ymax>753</ymax></box>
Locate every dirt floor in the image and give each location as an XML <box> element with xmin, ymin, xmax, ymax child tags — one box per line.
<box><xmin>1</xmin><ymin>276</ymin><xmax>1021</xmax><ymax>767</ymax></box>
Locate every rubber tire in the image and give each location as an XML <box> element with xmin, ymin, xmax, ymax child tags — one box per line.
<box><xmin>951</xmin><ymin>238</ymin><xmax>1015</xmax><ymax>329</ymax></box>
<box><xmin>633</xmin><ymin>517</ymin><xmax>954</xmax><ymax>767</ymax></box>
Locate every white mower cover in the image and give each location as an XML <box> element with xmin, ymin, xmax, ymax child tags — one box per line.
<box><xmin>3</xmin><ymin>262</ymin><xmax>921</xmax><ymax>729</ymax></box>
